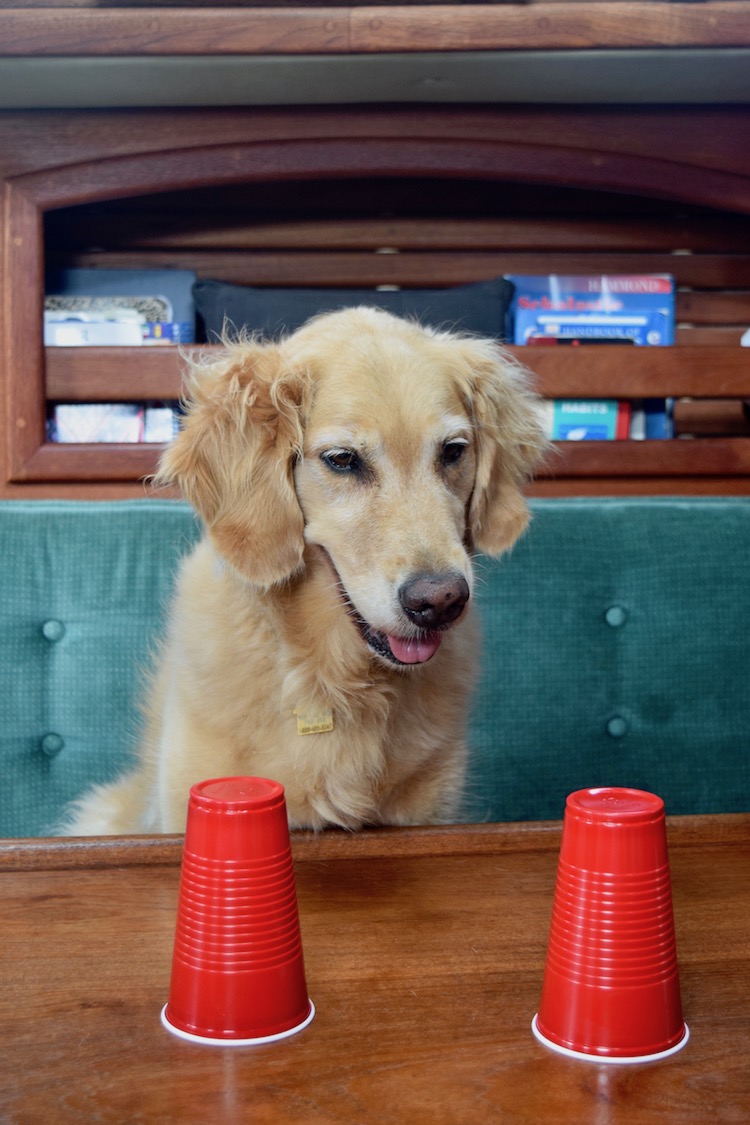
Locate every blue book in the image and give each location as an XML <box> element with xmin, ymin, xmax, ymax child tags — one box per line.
<box><xmin>507</xmin><ymin>274</ymin><xmax>675</xmax><ymax>346</ymax></box>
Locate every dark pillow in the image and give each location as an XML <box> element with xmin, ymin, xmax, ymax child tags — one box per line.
<box><xmin>193</xmin><ymin>277</ymin><xmax>514</xmax><ymax>342</ymax></box>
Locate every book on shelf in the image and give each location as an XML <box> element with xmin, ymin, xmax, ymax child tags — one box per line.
<box><xmin>44</xmin><ymin>268</ymin><xmax>197</xmax><ymax>346</ymax></box>
<box><xmin>540</xmin><ymin>399</ymin><xmax>674</xmax><ymax>441</ymax></box>
<box><xmin>539</xmin><ymin>401</ymin><xmax>631</xmax><ymax>441</ymax></box>
<box><xmin>510</xmin><ymin>274</ymin><xmax>675</xmax><ymax>440</ymax></box>
<box><xmin>506</xmin><ymin>274</ymin><xmax>675</xmax><ymax>346</ymax></box>
<box><xmin>48</xmin><ymin>403</ymin><xmax>181</xmax><ymax>444</ymax></box>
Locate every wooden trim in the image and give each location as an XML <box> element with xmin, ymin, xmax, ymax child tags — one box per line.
<box><xmin>56</xmin><ymin>249</ymin><xmax>750</xmax><ymax>290</ymax></box>
<box><xmin>349</xmin><ymin>3</ymin><xmax>750</xmax><ymax>54</ymax></box>
<box><xmin>3</xmin><ymin>182</ymin><xmax>45</xmax><ymax>483</ymax></box>
<box><xmin>547</xmin><ymin>438</ymin><xmax>750</xmax><ymax>478</ymax></box>
<box><xmin>18</xmin><ymin>137</ymin><xmax>750</xmax><ymax>217</ymax></box>
<box><xmin>45</xmin><ymin>345</ymin><xmax>750</xmax><ymax>403</ymax></box>
<box><xmin>11</xmin><ymin>442</ymin><xmax>162</xmax><ymax>483</ymax></box>
<box><xmin>18</xmin><ymin>437</ymin><xmax>750</xmax><ymax>484</ymax></box>
<box><xmin>530</xmin><ymin>476</ymin><xmax>750</xmax><ymax>497</ymax></box>
<box><xmin>2</xmin><ymin>812</ymin><xmax>748</xmax><ymax>872</ymax></box>
<box><xmin>1</xmin><ymin>4</ymin><xmax>748</xmax><ymax>57</ymax></box>
<box><xmin>49</xmin><ymin>214</ymin><xmax>750</xmax><ymax>255</ymax></box>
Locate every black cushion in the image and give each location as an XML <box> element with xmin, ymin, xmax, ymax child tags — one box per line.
<box><xmin>193</xmin><ymin>276</ymin><xmax>515</xmax><ymax>342</ymax></box>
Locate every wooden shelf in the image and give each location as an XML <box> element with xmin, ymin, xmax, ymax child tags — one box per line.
<box><xmin>18</xmin><ymin>437</ymin><xmax>750</xmax><ymax>486</ymax></box>
<box><xmin>4</xmin><ymin>96</ymin><xmax>750</xmax><ymax>498</ymax></box>
<box><xmin>45</xmin><ymin>344</ymin><xmax>750</xmax><ymax>403</ymax></box>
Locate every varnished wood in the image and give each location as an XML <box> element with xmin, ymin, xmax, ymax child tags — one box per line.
<box><xmin>56</xmin><ymin>247</ymin><xmax>750</xmax><ymax>290</ymax></box>
<box><xmin>673</xmin><ymin>399</ymin><xmax>750</xmax><ymax>437</ymax></box>
<box><xmin>49</xmin><ymin>213</ymin><xmax>750</xmax><ymax>254</ymax></box>
<box><xmin>2</xmin><ymin>181</ymin><xmax>45</xmax><ymax>482</ymax></box>
<box><xmin>15</xmin><ymin>436</ymin><xmax>750</xmax><ymax>486</ymax></box>
<box><xmin>44</xmin><ymin>345</ymin><xmax>750</xmax><ymax>403</ymax></box>
<box><xmin>0</xmin><ymin>4</ymin><xmax>748</xmax><ymax>57</ymax></box>
<box><xmin>0</xmin><ymin>816</ymin><xmax>748</xmax><ymax>1123</ymax></box>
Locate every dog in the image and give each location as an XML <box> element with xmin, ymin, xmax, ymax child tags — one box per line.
<box><xmin>64</xmin><ymin>307</ymin><xmax>547</xmax><ymax>835</ymax></box>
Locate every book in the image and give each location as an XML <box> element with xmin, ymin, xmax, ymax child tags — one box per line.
<box><xmin>507</xmin><ymin>274</ymin><xmax>675</xmax><ymax>346</ymax></box>
<box><xmin>44</xmin><ymin>269</ymin><xmax>197</xmax><ymax>345</ymax></box>
<box><xmin>49</xmin><ymin>404</ymin><xmax>144</xmax><ymax>443</ymax></box>
<box><xmin>539</xmin><ymin>400</ymin><xmax>631</xmax><ymax>441</ymax></box>
<box><xmin>48</xmin><ymin>403</ymin><xmax>181</xmax><ymax>443</ymax></box>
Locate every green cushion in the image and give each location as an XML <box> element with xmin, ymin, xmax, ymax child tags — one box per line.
<box><xmin>0</xmin><ymin>501</ymin><xmax>200</xmax><ymax>836</ymax></box>
<box><xmin>467</xmin><ymin>497</ymin><xmax>750</xmax><ymax>822</ymax></box>
<box><xmin>1</xmin><ymin>497</ymin><xmax>748</xmax><ymax>836</ymax></box>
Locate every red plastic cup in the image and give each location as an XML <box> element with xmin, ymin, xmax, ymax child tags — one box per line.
<box><xmin>532</xmin><ymin>787</ymin><xmax>689</xmax><ymax>1063</ymax></box>
<box><xmin>161</xmin><ymin>777</ymin><xmax>314</xmax><ymax>1045</ymax></box>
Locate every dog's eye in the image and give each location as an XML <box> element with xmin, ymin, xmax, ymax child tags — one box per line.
<box><xmin>321</xmin><ymin>449</ymin><xmax>362</xmax><ymax>474</ymax></box>
<box><xmin>441</xmin><ymin>440</ymin><xmax>468</xmax><ymax>468</ymax></box>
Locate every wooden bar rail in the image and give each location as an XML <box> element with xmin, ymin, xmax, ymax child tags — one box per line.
<box><xmin>1</xmin><ymin>3</ymin><xmax>749</xmax><ymax>57</ymax></box>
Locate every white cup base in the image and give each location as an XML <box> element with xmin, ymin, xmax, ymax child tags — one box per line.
<box><xmin>161</xmin><ymin>1000</ymin><xmax>315</xmax><ymax>1046</ymax></box>
<box><xmin>531</xmin><ymin>1013</ymin><xmax>689</xmax><ymax>1064</ymax></box>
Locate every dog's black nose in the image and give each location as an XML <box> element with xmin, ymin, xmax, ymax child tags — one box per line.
<box><xmin>399</xmin><ymin>572</ymin><xmax>470</xmax><ymax>630</ymax></box>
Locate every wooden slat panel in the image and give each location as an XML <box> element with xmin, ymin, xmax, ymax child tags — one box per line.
<box><xmin>21</xmin><ymin>436</ymin><xmax>750</xmax><ymax>484</ymax></box>
<box><xmin>673</xmin><ymin>400</ymin><xmax>750</xmax><ymax>437</ymax></box>
<box><xmin>12</xmin><ymin>442</ymin><xmax>161</xmax><ymax>483</ymax></box>
<box><xmin>48</xmin><ymin>214</ymin><xmax>750</xmax><ymax>254</ymax></box>
<box><xmin>523</xmin><ymin>346</ymin><xmax>750</xmax><ymax>398</ymax></box>
<box><xmin>676</xmin><ymin>290</ymin><xmax>750</xmax><ymax>325</ymax></box>
<box><xmin>1</xmin><ymin>4</ymin><xmax>748</xmax><ymax>56</ymax></box>
<box><xmin>45</xmin><ymin>345</ymin><xmax>750</xmax><ymax>402</ymax></box>
<box><xmin>547</xmin><ymin>438</ymin><xmax>750</xmax><ymax>478</ymax></box>
<box><xmin>53</xmin><ymin>249</ymin><xmax>750</xmax><ymax>289</ymax></box>
<box><xmin>529</xmin><ymin>476</ymin><xmax>750</xmax><ymax>497</ymax></box>
<box><xmin>675</xmin><ymin>326</ymin><xmax>748</xmax><ymax>345</ymax></box>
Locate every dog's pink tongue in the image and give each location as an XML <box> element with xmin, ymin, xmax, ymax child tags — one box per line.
<box><xmin>388</xmin><ymin>631</ymin><xmax>442</xmax><ymax>665</ymax></box>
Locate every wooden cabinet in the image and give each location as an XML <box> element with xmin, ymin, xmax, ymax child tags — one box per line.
<box><xmin>2</xmin><ymin>10</ymin><xmax>750</xmax><ymax>499</ymax></box>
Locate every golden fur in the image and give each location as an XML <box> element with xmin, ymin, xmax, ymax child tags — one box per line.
<box><xmin>64</xmin><ymin>307</ymin><xmax>547</xmax><ymax>834</ymax></box>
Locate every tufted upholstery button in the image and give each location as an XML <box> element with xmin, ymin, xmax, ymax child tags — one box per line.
<box><xmin>606</xmin><ymin>716</ymin><xmax>629</xmax><ymax>739</ymax></box>
<box><xmin>605</xmin><ymin>606</ymin><xmax>628</xmax><ymax>628</ymax></box>
<box><xmin>41</xmin><ymin>733</ymin><xmax>65</xmax><ymax>758</ymax></box>
<box><xmin>42</xmin><ymin>619</ymin><xmax>66</xmax><ymax>642</ymax></box>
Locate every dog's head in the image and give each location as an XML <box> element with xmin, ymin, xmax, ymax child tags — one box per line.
<box><xmin>158</xmin><ymin>307</ymin><xmax>548</xmax><ymax>667</ymax></box>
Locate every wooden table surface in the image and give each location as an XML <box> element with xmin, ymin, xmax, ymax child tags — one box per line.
<box><xmin>1</xmin><ymin>815</ymin><xmax>748</xmax><ymax>1124</ymax></box>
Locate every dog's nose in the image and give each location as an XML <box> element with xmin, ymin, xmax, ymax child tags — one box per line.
<box><xmin>399</xmin><ymin>572</ymin><xmax>470</xmax><ymax>630</ymax></box>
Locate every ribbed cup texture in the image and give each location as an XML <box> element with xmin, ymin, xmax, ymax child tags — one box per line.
<box><xmin>164</xmin><ymin>777</ymin><xmax>312</xmax><ymax>1042</ymax></box>
<box><xmin>536</xmin><ymin>787</ymin><xmax>686</xmax><ymax>1059</ymax></box>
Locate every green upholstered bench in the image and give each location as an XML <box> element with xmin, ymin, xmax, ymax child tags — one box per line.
<box><xmin>1</xmin><ymin>498</ymin><xmax>748</xmax><ymax>837</ymax></box>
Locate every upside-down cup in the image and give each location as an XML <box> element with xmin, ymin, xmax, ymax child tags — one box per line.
<box><xmin>532</xmin><ymin>787</ymin><xmax>689</xmax><ymax>1063</ymax></box>
<box><xmin>161</xmin><ymin>777</ymin><xmax>314</xmax><ymax>1045</ymax></box>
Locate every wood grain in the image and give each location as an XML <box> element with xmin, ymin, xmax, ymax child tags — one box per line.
<box><xmin>44</xmin><ymin>345</ymin><xmax>750</xmax><ymax>402</ymax></box>
<box><xmin>1</xmin><ymin>4</ymin><xmax>748</xmax><ymax>56</ymax></box>
<box><xmin>0</xmin><ymin>817</ymin><xmax>747</xmax><ymax>1124</ymax></box>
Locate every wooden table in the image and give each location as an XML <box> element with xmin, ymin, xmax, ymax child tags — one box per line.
<box><xmin>1</xmin><ymin>815</ymin><xmax>748</xmax><ymax>1124</ymax></box>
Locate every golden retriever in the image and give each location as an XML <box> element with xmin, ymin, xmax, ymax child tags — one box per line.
<box><xmin>65</xmin><ymin>307</ymin><xmax>547</xmax><ymax>835</ymax></box>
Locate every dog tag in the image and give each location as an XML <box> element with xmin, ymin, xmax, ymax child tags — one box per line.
<box><xmin>294</xmin><ymin>706</ymin><xmax>334</xmax><ymax>736</ymax></box>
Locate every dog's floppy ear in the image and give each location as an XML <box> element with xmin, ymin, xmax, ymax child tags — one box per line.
<box><xmin>451</xmin><ymin>338</ymin><xmax>549</xmax><ymax>556</ymax></box>
<box><xmin>156</xmin><ymin>341</ymin><xmax>310</xmax><ymax>587</ymax></box>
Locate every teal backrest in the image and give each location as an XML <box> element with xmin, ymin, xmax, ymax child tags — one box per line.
<box><xmin>466</xmin><ymin>497</ymin><xmax>750</xmax><ymax>822</ymax></box>
<box><xmin>1</xmin><ymin>498</ymin><xmax>748</xmax><ymax>836</ymax></box>
<box><xmin>0</xmin><ymin>502</ymin><xmax>200</xmax><ymax>836</ymax></box>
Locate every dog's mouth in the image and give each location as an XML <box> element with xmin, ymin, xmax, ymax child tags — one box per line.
<box><xmin>349</xmin><ymin>607</ymin><xmax>444</xmax><ymax>667</ymax></box>
<box><xmin>318</xmin><ymin>549</ymin><xmax>444</xmax><ymax>667</ymax></box>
